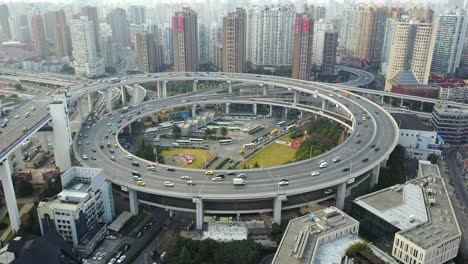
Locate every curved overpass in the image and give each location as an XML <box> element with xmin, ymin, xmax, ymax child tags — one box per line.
<box><xmin>338</xmin><ymin>65</ymin><xmax>374</xmax><ymax>87</ymax></box>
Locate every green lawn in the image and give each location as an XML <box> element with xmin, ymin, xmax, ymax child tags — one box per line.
<box><xmin>161</xmin><ymin>148</ymin><xmax>213</xmax><ymax>169</ymax></box>
<box><xmin>242</xmin><ymin>136</ymin><xmax>297</xmax><ymax>168</ymax></box>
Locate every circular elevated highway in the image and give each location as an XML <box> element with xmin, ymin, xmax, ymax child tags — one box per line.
<box><xmin>73</xmin><ymin>72</ymin><xmax>398</xmax><ymax>224</ymax></box>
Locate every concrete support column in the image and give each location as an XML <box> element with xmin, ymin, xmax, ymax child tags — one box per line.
<box><xmin>253</xmin><ymin>103</ymin><xmax>257</xmax><ymax>116</ymax></box>
<box><xmin>236</xmin><ymin>212</ymin><xmax>240</xmax><ymax>221</ymax></box>
<box><xmin>0</xmin><ymin>159</ymin><xmax>20</xmax><ymax>231</ymax></box>
<box><xmin>14</xmin><ymin>148</ymin><xmax>25</xmax><ymax>170</ymax></box>
<box><xmin>192</xmin><ymin>105</ymin><xmax>196</xmax><ymax>117</ymax></box>
<box><xmin>263</xmin><ymin>85</ymin><xmax>267</xmax><ymax>96</ymax></box>
<box><xmin>129</xmin><ymin>189</ymin><xmax>139</xmax><ymax>216</ymax></box>
<box><xmin>226</xmin><ymin>103</ymin><xmax>230</xmax><ymax>115</ymax></box>
<box><xmin>120</xmin><ymin>86</ymin><xmax>126</xmax><ymax>107</ymax></box>
<box><xmin>336</xmin><ymin>182</ymin><xmax>347</xmax><ymax>210</ymax></box>
<box><xmin>77</xmin><ymin>102</ymin><xmax>84</xmax><ymax>122</ymax></box>
<box><xmin>227</xmin><ymin>80</ymin><xmax>232</xmax><ymax>94</ymax></box>
<box><xmin>284</xmin><ymin>107</ymin><xmax>288</xmax><ymax>120</ymax></box>
<box><xmin>156</xmin><ymin>81</ymin><xmax>161</xmax><ymax>99</ymax></box>
<box><xmin>193</xmin><ymin>197</ymin><xmax>203</xmax><ymax>230</ymax></box>
<box><xmin>420</xmin><ymin>102</ymin><xmax>424</xmax><ymax>111</ymax></box>
<box><xmin>193</xmin><ymin>80</ymin><xmax>198</xmax><ymax>92</ymax></box>
<box><xmin>50</xmin><ymin>96</ymin><xmax>72</xmax><ymax>171</ymax></box>
<box><xmin>169</xmin><ymin>209</ymin><xmax>174</xmax><ymax>218</ymax></box>
<box><xmin>293</xmin><ymin>91</ymin><xmax>298</xmax><ymax>104</ymax></box>
<box><xmin>106</xmin><ymin>88</ymin><xmax>113</xmax><ymax>113</ymax></box>
<box><xmin>162</xmin><ymin>80</ymin><xmax>168</xmax><ymax>98</ymax></box>
<box><xmin>87</xmin><ymin>92</ymin><xmax>93</xmax><ymax>113</ymax></box>
<box><xmin>322</xmin><ymin>99</ymin><xmax>329</xmax><ymax>110</ymax></box>
<box><xmin>370</xmin><ymin>163</ymin><xmax>381</xmax><ymax>187</ymax></box>
<box><xmin>273</xmin><ymin>194</ymin><xmax>287</xmax><ymax>224</ymax></box>
<box><xmin>269</xmin><ymin>105</ymin><xmax>273</xmax><ymax>117</ymax></box>
<box><xmin>133</xmin><ymin>84</ymin><xmax>140</xmax><ymax>105</ymax></box>
<box><xmin>40</xmin><ymin>132</ymin><xmax>49</xmax><ymax>152</ymax></box>
<box><xmin>400</xmin><ymin>98</ymin><xmax>404</xmax><ymax>107</ymax></box>
<box><xmin>381</xmin><ymin>95</ymin><xmax>384</xmax><ymax>105</ymax></box>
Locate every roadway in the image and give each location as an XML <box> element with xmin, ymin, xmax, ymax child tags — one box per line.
<box><xmin>73</xmin><ymin>72</ymin><xmax>398</xmax><ymax>203</ymax></box>
<box><xmin>337</xmin><ymin>65</ymin><xmax>374</xmax><ymax>87</ymax></box>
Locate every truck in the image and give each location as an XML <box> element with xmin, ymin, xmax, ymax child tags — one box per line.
<box><xmin>342</xmin><ymin>92</ymin><xmax>350</xmax><ymax>98</ymax></box>
<box><xmin>269</xmin><ymin>129</ymin><xmax>279</xmax><ymax>137</ymax></box>
<box><xmin>233</xmin><ymin>178</ymin><xmax>246</xmax><ymax>186</ymax></box>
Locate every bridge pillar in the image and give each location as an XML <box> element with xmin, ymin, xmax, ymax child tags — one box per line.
<box><xmin>336</xmin><ymin>182</ymin><xmax>347</xmax><ymax>210</ymax></box>
<box><xmin>263</xmin><ymin>85</ymin><xmax>267</xmax><ymax>96</ymax></box>
<box><xmin>87</xmin><ymin>92</ymin><xmax>93</xmax><ymax>113</ymax></box>
<box><xmin>227</xmin><ymin>80</ymin><xmax>232</xmax><ymax>94</ymax></box>
<box><xmin>39</xmin><ymin>132</ymin><xmax>49</xmax><ymax>153</ymax></box>
<box><xmin>129</xmin><ymin>189</ymin><xmax>139</xmax><ymax>216</ymax></box>
<box><xmin>284</xmin><ymin>107</ymin><xmax>288</xmax><ymax>120</ymax></box>
<box><xmin>253</xmin><ymin>103</ymin><xmax>257</xmax><ymax>116</ymax></box>
<box><xmin>322</xmin><ymin>99</ymin><xmax>329</xmax><ymax>110</ymax></box>
<box><xmin>14</xmin><ymin>148</ymin><xmax>25</xmax><ymax>170</ymax></box>
<box><xmin>269</xmin><ymin>105</ymin><xmax>273</xmax><ymax>117</ymax></box>
<box><xmin>293</xmin><ymin>91</ymin><xmax>298</xmax><ymax>104</ymax></box>
<box><xmin>133</xmin><ymin>84</ymin><xmax>140</xmax><ymax>105</ymax></box>
<box><xmin>193</xmin><ymin>80</ymin><xmax>198</xmax><ymax>92</ymax></box>
<box><xmin>193</xmin><ymin>197</ymin><xmax>203</xmax><ymax>230</ymax></box>
<box><xmin>106</xmin><ymin>88</ymin><xmax>113</xmax><ymax>113</ymax></box>
<box><xmin>273</xmin><ymin>194</ymin><xmax>287</xmax><ymax>224</ymax></box>
<box><xmin>50</xmin><ymin>96</ymin><xmax>72</xmax><ymax>171</ymax></box>
<box><xmin>0</xmin><ymin>159</ymin><xmax>21</xmax><ymax>232</ymax></box>
<box><xmin>120</xmin><ymin>86</ymin><xmax>126</xmax><ymax>107</ymax></box>
<box><xmin>192</xmin><ymin>105</ymin><xmax>196</xmax><ymax>117</ymax></box>
<box><xmin>420</xmin><ymin>102</ymin><xmax>424</xmax><ymax>111</ymax></box>
<box><xmin>162</xmin><ymin>80</ymin><xmax>168</xmax><ymax>98</ymax></box>
<box><xmin>380</xmin><ymin>95</ymin><xmax>384</xmax><ymax>105</ymax></box>
<box><xmin>156</xmin><ymin>81</ymin><xmax>162</xmax><ymax>99</ymax></box>
<box><xmin>226</xmin><ymin>103</ymin><xmax>230</xmax><ymax>115</ymax></box>
<box><xmin>400</xmin><ymin>98</ymin><xmax>404</xmax><ymax>107</ymax></box>
<box><xmin>370</xmin><ymin>163</ymin><xmax>380</xmax><ymax>187</ymax></box>
<box><xmin>169</xmin><ymin>209</ymin><xmax>174</xmax><ymax>218</ymax></box>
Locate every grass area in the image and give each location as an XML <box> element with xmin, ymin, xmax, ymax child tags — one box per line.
<box><xmin>161</xmin><ymin>148</ymin><xmax>213</xmax><ymax>169</ymax></box>
<box><xmin>242</xmin><ymin>136</ymin><xmax>297</xmax><ymax>168</ymax></box>
<box><xmin>119</xmin><ymin>214</ymin><xmax>147</xmax><ymax>236</ymax></box>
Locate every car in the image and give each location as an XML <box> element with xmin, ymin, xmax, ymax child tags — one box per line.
<box><xmin>82</xmin><ymin>154</ymin><xmax>88</xmax><ymax>160</ymax></box>
<box><xmin>356</xmin><ymin>132</ymin><xmax>360</xmax><ymax>138</ymax></box>
<box><xmin>127</xmin><ymin>155</ymin><xmax>133</xmax><ymax>160</ymax></box>
<box><xmin>132</xmin><ymin>171</ymin><xmax>141</xmax><ymax>177</ymax></box>
<box><xmin>237</xmin><ymin>173</ymin><xmax>247</xmax><ymax>178</ymax></box>
<box><xmin>356</xmin><ymin>139</ymin><xmax>361</xmax><ymax>144</ymax></box>
<box><xmin>342</xmin><ymin>168</ymin><xmax>350</xmax><ymax>172</ymax></box>
<box><xmin>110</xmin><ymin>156</ymin><xmax>116</xmax><ymax>161</ymax></box>
<box><xmin>109</xmin><ymin>149</ymin><xmax>114</xmax><ymax>153</ymax></box>
<box><xmin>117</xmin><ymin>255</ymin><xmax>126</xmax><ymax>263</ymax></box>
<box><xmin>211</xmin><ymin>176</ymin><xmax>223</xmax><ymax>181</ymax></box>
<box><xmin>187</xmin><ymin>180</ymin><xmax>195</xmax><ymax>185</ymax></box>
<box><xmin>85</xmin><ymin>141</ymin><xmax>90</xmax><ymax>145</ymax></box>
<box><xmin>374</xmin><ymin>147</ymin><xmax>380</xmax><ymax>151</ymax></box>
<box><xmin>147</xmin><ymin>165</ymin><xmax>156</xmax><ymax>171</ymax></box>
<box><xmin>370</xmin><ymin>144</ymin><xmax>376</xmax><ymax>148</ymax></box>
<box><xmin>324</xmin><ymin>189</ymin><xmax>333</xmax><ymax>195</ymax></box>
<box><xmin>362</xmin><ymin>158</ymin><xmax>369</xmax><ymax>162</ymax></box>
<box><xmin>137</xmin><ymin>232</ymin><xmax>142</xmax><ymax>237</ymax></box>
<box><xmin>92</xmin><ymin>147</ymin><xmax>96</xmax><ymax>152</ymax></box>
<box><xmin>167</xmin><ymin>168</ymin><xmax>175</xmax><ymax>172</ymax></box>
<box><xmin>364</xmin><ymin>124</ymin><xmax>368</xmax><ymax>127</ymax></box>
<box><xmin>318</xmin><ymin>160</ymin><xmax>326</xmax><ymax>165</ymax></box>
<box><xmin>136</xmin><ymin>180</ymin><xmax>146</xmax><ymax>186</ymax></box>
<box><xmin>22</xmin><ymin>127</ymin><xmax>29</xmax><ymax>132</ymax></box>
<box><xmin>14</xmin><ymin>115</ymin><xmax>19</xmax><ymax>119</ymax></box>
<box><xmin>164</xmin><ymin>181</ymin><xmax>174</xmax><ymax>187</ymax></box>
<box><xmin>114</xmin><ymin>143</ymin><xmax>119</xmax><ymax>148</ymax></box>
<box><xmin>91</xmin><ymin>156</ymin><xmax>96</xmax><ymax>160</ymax></box>
<box><xmin>215</xmin><ymin>173</ymin><xmax>225</xmax><ymax>178</ymax></box>
<box><xmin>226</xmin><ymin>171</ymin><xmax>236</xmax><ymax>176</ymax></box>
<box><xmin>108</xmin><ymin>258</ymin><xmax>117</xmax><ymax>264</ymax></box>
<box><xmin>311</xmin><ymin>171</ymin><xmax>320</xmax><ymax>176</ymax></box>
<box><xmin>332</xmin><ymin>157</ymin><xmax>341</xmax><ymax>162</ymax></box>
<box><xmin>319</xmin><ymin>162</ymin><xmax>328</xmax><ymax>168</ymax></box>
<box><xmin>132</xmin><ymin>161</ymin><xmax>139</xmax><ymax>167</ymax></box>
<box><xmin>123</xmin><ymin>244</ymin><xmax>130</xmax><ymax>251</ymax></box>
<box><xmin>278</xmin><ymin>180</ymin><xmax>289</xmax><ymax>186</ymax></box>
<box><xmin>205</xmin><ymin>170</ymin><xmax>214</xmax><ymax>175</ymax></box>
<box><xmin>133</xmin><ymin>176</ymin><xmax>142</xmax><ymax>181</ymax></box>
<box><xmin>181</xmin><ymin>176</ymin><xmax>190</xmax><ymax>180</ymax></box>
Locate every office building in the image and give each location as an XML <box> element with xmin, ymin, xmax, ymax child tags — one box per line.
<box><xmin>37</xmin><ymin>167</ymin><xmax>115</xmax><ymax>256</ymax></box>
<box><xmin>0</xmin><ymin>4</ymin><xmax>11</xmax><ymax>39</ymax></box>
<box><xmin>272</xmin><ymin>207</ymin><xmax>361</xmax><ymax>264</ymax></box>
<box><xmin>246</xmin><ymin>6</ymin><xmax>259</xmax><ymax>66</ymax></box>
<box><xmin>99</xmin><ymin>33</ymin><xmax>119</xmax><ymax>67</ymax></box>
<box><xmin>129</xmin><ymin>5</ymin><xmax>146</xmax><ymax>25</ymax></box>
<box><xmin>135</xmin><ymin>32</ymin><xmax>161</xmax><ymax>73</ymax></box>
<box><xmin>199</xmin><ymin>24</ymin><xmax>210</xmax><ymax>65</ymax></box>
<box><xmin>70</xmin><ymin>16</ymin><xmax>105</xmax><ymax>78</ymax></box>
<box><xmin>214</xmin><ymin>43</ymin><xmax>223</xmax><ymax>69</ymax></box>
<box><xmin>407</xmin><ymin>7</ymin><xmax>434</xmax><ymax>23</ymax></box>
<box><xmin>107</xmin><ymin>8</ymin><xmax>131</xmax><ymax>47</ymax></box>
<box><xmin>352</xmin><ymin>161</ymin><xmax>461</xmax><ymax>264</ymax></box>
<box><xmin>431</xmin><ymin>8</ymin><xmax>467</xmax><ymax>74</ymax></box>
<box><xmin>80</xmin><ymin>6</ymin><xmax>100</xmax><ymax>53</ymax></box>
<box><xmin>431</xmin><ymin>105</ymin><xmax>468</xmax><ymax>145</ymax></box>
<box><xmin>31</xmin><ymin>14</ymin><xmax>49</xmax><ymax>58</ymax></box>
<box><xmin>54</xmin><ymin>9</ymin><xmax>71</xmax><ymax>57</ymax></box>
<box><xmin>172</xmin><ymin>7</ymin><xmax>199</xmax><ymax>71</ymax></box>
<box><xmin>311</xmin><ymin>19</ymin><xmax>332</xmax><ymax>70</ymax></box>
<box><xmin>43</xmin><ymin>11</ymin><xmax>57</xmax><ymax>42</ymax></box>
<box><xmin>385</xmin><ymin>19</ymin><xmax>435</xmax><ymax>91</ymax></box>
<box><xmin>322</xmin><ymin>31</ymin><xmax>338</xmax><ymax>75</ymax></box>
<box><xmin>292</xmin><ymin>12</ymin><xmax>314</xmax><ymax>80</ymax></box>
<box><xmin>222</xmin><ymin>8</ymin><xmax>246</xmax><ymax>73</ymax></box>
<box><xmin>209</xmin><ymin>22</ymin><xmax>222</xmax><ymax>64</ymax></box>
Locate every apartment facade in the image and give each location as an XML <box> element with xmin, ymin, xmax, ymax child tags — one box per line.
<box><xmin>172</xmin><ymin>7</ymin><xmax>199</xmax><ymax>72</ymax></box>
<box><xmin>222</xmin><ymin>8</ymin><xmax>246</xmax><ymax>73</ymax></box>
<box><xmin>135</xmin><ymin>32</ymin><xmax>161</xmax><ymax>73</ymax></box>
<box><xmin>291</xmin><ymin>12</ymin><xmax>314</xmax><ymax>80</ymax></box>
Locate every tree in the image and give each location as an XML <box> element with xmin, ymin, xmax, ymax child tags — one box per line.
<box><xmin>60</xmin><ymin>64</ymin><xmax>75</xmax><ymax>75</ymax></box>
<box><xmin>16</xmin><ymin>179</ymin><xmax>33</xmax><ymax>197</ymax></box>
<box><xmin>204</xmin><ymin>128</ymin><xmax>212</xmax><ymax>139</ymax></box>
<box><xmin>345</xmin><ymin>242</ymin><xmax>369</xmax><ymax>257</ymax></box>
<box><xmin>172</xmin><ymin>125</ymin><xmax>181</xmax><ymax>139</ymax></box>
<box><xmin>220</xmin><ymin>127</ymin><xmax>228</xmax><ymax>137</ymax></box>
<box><xmin>105</xmin><ymin>66</ymin><xmax>117</xmax><ymax>75</ymax></box>
<box><xmin>14</xmin><ymin>83</ymin><xmax>24</xmax><ymax>91</ymax></box>
<box><xmin>134</xmin><ymin>137</ymin><xmax>155</xmax><ymax>161</ymax></box>
<box><xmin>427</xmin><ymin>153</ymin><xmax>438</xmax><ymax>164</ymax></box>
<box><xmin>253</xmin><ymin>162</ymin><xmax>260</xmax><ymax>168</ymax></box>
<box><xmin>210</xmin><ymin>127</ymin><xmax>218</xmax><ymax>135</ymax></box>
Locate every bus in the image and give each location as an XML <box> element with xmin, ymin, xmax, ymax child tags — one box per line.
<box><xmin>242</xmin><ymin>124</ymin><xmax>263</xmax><ymax>134</ymax></box>
<box><xmin>219</xmin><ymin>139</ymin><xmax>233</xmax><ymax>145</ymax></box>
<box><xmin>120</xmin><ymin>107</ymin><xmax>129</xmax><ymax>113</ymax></box>
<box><xmin>286</xmin><ymin>124</ymin><xmax>296</xmax><ymax>131</ymax></box>
<box><xmin>243</xmin><ymin>143</ymin><xmax>256</xmax><ymax>149</ymax></box>
<box><xmin>189</xmin><ymin>138</ymin><xmax>204</xmax><ymax>144</ymax></box>
<box><xmin>269</xmin><ymin>129</ymin><xmax>279</xmax><ymax>137</ymax></box>
<box><xmin>216</xmin><ymin>122</ymin><xmax>230</xmax><ymax>126</ymax></box>
<box><xmin>277</xmin><ymin>121</ymin><xmax>286</xmax><ymax>126</ymax></box>
<box><xmin>176</xmin><ymin>140</ymin><xmax>191</xmax><ymax>145</ymax></box>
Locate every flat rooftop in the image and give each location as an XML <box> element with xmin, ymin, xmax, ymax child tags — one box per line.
<box><xmin>390</xmin><ymin>113</ymin><xmax>433</xmax><ymax>131</ymax></box>
<box><xmin>354</xmin><ymin>161</ymin><xmax>460</xmax><ymax>250</ymax></box>
<box><xmin>272</xmin><ymin>207</ymin><xmax>359</xmax><ymax>264</ymax></box>
<box><xmin>202</xmin><ymin>222</ymin><xmax>248</xmax><ymax>242</ymax></box>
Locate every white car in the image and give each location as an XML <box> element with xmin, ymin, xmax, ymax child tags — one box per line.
<box><xmin>110</xmin><ymin>156</ymin><xmax>116</xmax><ymax>161</ymax></box>
<box><xmin>318</xmin><ymin>160</ymin><xmax>326</xmax><ymax>165</ymax></box>
<box><xmin>332</xmin><ymin>157</ymin><xmax>341</xmax><ymax>162</ymax></box>
<box><xmin>187</xmin><ymin>180</ymin><xmax>195</xmax><ymax>185</ymax></box>
<box><xmin>147</xmin><ymin>165</ymin><xmax>156</xmax><ymax>171</ymax></box>
<box><xmin>278</xmin><ymin>180</ymin><xmax>289</xmax><ymax>186</ymax></box>
<box><xmin>14</xmin><ymin>115</ymin><xmax>19</xmax><ymax>119</ymax></box>
<box><xmin>212</xmin><ymin>177</ymin><xmax>223</xmax><ymax>181</ymax></box>
<box><xmin>164</xmin><ymin>181</ymin><xmax>174</xmax><ymax>187</ymax></box>
<box><xmin>311</xmin><ymin>171</ymin><xmax>320</xmax><ymax>176</ymax></box>
<box><xmin>108</xmin><ymin>258</ymin><xmax>117</xmax><ymax>264</ymax></box>
<box><xmin>117</xmin><ymin>255</ymin><xmax>126</xmax><ymax>263</ymax></box>
<box><xmin>127</xmin><ymin>155</ymin><xmax>133</xmax><ymax>160</ymax></box>
<box><xmin>324</xmin><ymin>189</ymin><xmax>333</xmax><ymax>195</ymax></box>
<box><xmin>82</xmin><ymin>154</ymin><xmax>88</xmax><ymax>160</ymax></box>
<box><xmin>319</xmin><ymin>162</ymin><xmax>328</xmax><ymax>168</ymax></box>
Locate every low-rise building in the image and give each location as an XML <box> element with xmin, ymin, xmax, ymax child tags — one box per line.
<box><xmin>430</xmin><ymin>75</ymin><xmax>468</xmax><ymax>102</ymax></box>
<box><xmin>431</xmin><ymin>105</ymin><xmax>468</xmax><ymax>145</ymax></box>
<box><xmin>37</xmin><ymin>167</ymin><xmax>115</xmax><ymax>256</ymax></box>
<box><xmin>352</xmin><ymin>160</ymin><xmax>461</xmax><ymax>264</ymax></box>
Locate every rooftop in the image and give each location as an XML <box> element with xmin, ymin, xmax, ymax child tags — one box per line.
<box><xmin>390</xmin><ymin>113</ymin><xmax>434</xmax><ymax>131</ymax></box>
<box><xmin>430</xmin><ymin>75</ymin><xmax>467</xmax><ymax>88</ymax></box>
<box><xmin>202</xmin><ymin>222</ymin><xmax>248</xmax><ymax>242</ymax></box>
<box><xmin>354</xmin><ymin>161</ymin><xmax>461</xmax><ymax>250</ymax></box>
<box><xmin>272</xmin><ymin>207</ymin><xmax>359</xmax><ymax>264</ymax></box>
